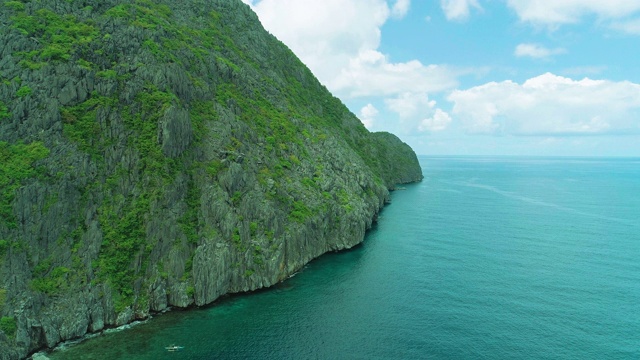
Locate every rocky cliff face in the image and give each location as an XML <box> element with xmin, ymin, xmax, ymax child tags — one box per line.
<box><xmin>0</xmin><ymin>0</ymin><xmax>423</xmax><ymax>358</ymax></box>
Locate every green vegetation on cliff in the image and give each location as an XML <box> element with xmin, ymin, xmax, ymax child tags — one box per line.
<box><xmin>0</xmin><ymin>316</ymin><xmax>17</xmax><ymax>338</ymax></box>
<box><xmin>0</xmin><ymin>142</ymin><xmax>50</xmax><ymax>228</ymax></box>
<box><xmin>0</xmin><ymin>0</ymin><xmax>422</xmax><ymax>358</ymax></box>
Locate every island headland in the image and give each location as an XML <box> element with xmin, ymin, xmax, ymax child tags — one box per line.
<box><xmin>0</xmin><ymin>0</ymin><xmax>423</xmax><ymax>358</ymax></box>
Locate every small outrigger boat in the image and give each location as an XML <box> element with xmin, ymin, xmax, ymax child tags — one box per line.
<box><xmin>165</xmin><ymin>344</ymin><xmax>184</xmax><ymax>352</ymax></box>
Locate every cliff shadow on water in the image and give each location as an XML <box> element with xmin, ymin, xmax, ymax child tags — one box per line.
<box><xmin>0</xmin><ymin>0</ymin><xmax>422</xmax><ymax>358</ymax></box>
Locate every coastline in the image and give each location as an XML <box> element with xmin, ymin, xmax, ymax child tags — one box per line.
<box><xmin>31</xmin><ymin>178</ymin><xmax>421</xmax><ymax>360</ymax></box>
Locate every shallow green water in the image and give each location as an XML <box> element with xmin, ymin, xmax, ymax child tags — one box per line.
<box><xmin>49</xmin><ymin>156</ymin><xmax>640</xmax><ymax>359</ymax></box>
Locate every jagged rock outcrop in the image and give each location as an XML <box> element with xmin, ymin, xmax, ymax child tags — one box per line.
<box><xmin>0</xmin><ymin>0</ymin><xmax>423</xmax><ymax>358</ymax></box>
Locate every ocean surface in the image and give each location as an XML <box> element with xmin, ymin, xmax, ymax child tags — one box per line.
<box><xmin>49</xmin><ymin>156</ymin><xmax>640</xmax><ymax>359</ymax></box>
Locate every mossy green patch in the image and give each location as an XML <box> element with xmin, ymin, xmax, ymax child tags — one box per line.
<box><xmin>11</xmin><ymin>9</ymin><xmax>98</xmax><ymax>63</ymax></box>
<box><xmin>76</xmin><ymin>58</ymin><xmax>95</xmax><ymax>70</ymax></box>
<box><xmin>0</xmin><ymin>141</ymin><xmax>49</xmax><ymax>228</ymax></box>
<box><xmin>3</xmin><ymin>1</ymin><xmax>24</xmax><ymax>11</ymax></box>
<box><xmin>96</xmin><ymin>69</ymin><xmax>117</xmax><ymax>79</ymax></box>
<box><xmin>290</xmin><ymin>200</ymin><xmax>312</xmax><ymax>223</ymax></box>
<box><xmin>0</xmin><ymin>101</ymin><xmax>9</xmax><ymax>119</ymax></box>
<box><xmin>16</xmin><ymin>86</ymin><xmax>31</xmax><ymax>97</ymax></box>
<box><xmin>179</xmin><ymin>179</ymin><xmax>201</xmax><ymax>245</ymax></box>
<box><xmin>0</xmin><ymin>316</ymin><xmax>16</xmax><ymax>337</ymax></box>
<box><xmin>30</xmin><ymin>266</ymin><xmax>71</xmax><ymax>295</ymax></box>
<box><xmin>0</xmin><ymin>288</ymin><xmax>6</xmax><ymax>309</ymax></box>
<box><xmin>123</xmin><ymin>85</ymin><xmax>177</xmax><ymax>177</ymax></box>
<box><xmin>104</xmin><ymin>1</ymin><xmax>172</xmax><ymax>30</ymax></box>
<box><xmin>61</xmin><ymin>94</ymin><xmax>116</xmax><ymax>156</ymax></box>
<box><xmin>98</xmin><ymin>191</ymin><xmax>151</xmax><ymax>310</ymax></box>
<box><xmin>0</xmin><ymin>240</ymin><xmax>8</xmax><ymax>256</ymax></box>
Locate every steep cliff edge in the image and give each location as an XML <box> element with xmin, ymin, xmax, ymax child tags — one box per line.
<box><xmin>0</xmin><ymin>0</ymin><xmax>423</xmax><ymax>358</ymax></box>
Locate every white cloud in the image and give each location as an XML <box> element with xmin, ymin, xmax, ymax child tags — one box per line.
<box><xmin>448</xmin><ymin>73</ymin><xmax>640</xmax><ymax>136</ymax></box>
<box><xmin>391</xmin><ymin>0</ymin><xmax>411</xmax><ymax>19</ymax></box>
<box><xmin>420</xmin><ymin>109</ymin><xmax>452</xmax><ymax>132</ymax></box>
<box><xmin>385</xmin><ymin>92</ymin><xmax>451</xmax><ymax>132</ymax></box>
<box><xmin>249</xmin><ymin>0</ymin><xmax>460</xmax><ymax>100</ymax></box>
<box><xmin>359</xmin><ymin>103</ymin><xmax>379</xmax><ymax>128</ymax></box>
<box><xmin>251</xmin><ymin>0</ymin><xmax>388</xmax><ymax>84</ymax></box>
<box><xmin>514</xmin><ymin>43</ymin><xmax>566</xmax><ymax>59</ymax></box>
<box><xmin>385</xmin><ymin>92</ymin><xmax>433</xmax><ymax>119</ymax></box>
<box><xmin>335</xmin><ymin>51</ymin><xmax>459</xmax><ymax>97</ymax></box>
<box><xmin>440</xmin><ymin>0</ymin><xmax>482</xmax><ymax>21</ymax></box>
<box><xmin>560</xmin><ymin>66</ymin><xmax>607</xmax><ymax>77</ymax></box>
<box><xmin>611</xmin><ymin>18</ymin><xmax>640</xmax><ymax>34</ymax></box>
<box><xmin>506</xmin><ymin>0</ymin><xmax>640</xmax><ymax>33</ymax></box>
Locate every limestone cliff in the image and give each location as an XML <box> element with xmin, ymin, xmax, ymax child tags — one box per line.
<box><xmin>0</xmin><ymin>0</ymin><xmax>423</xmax><ymax>358</ymax></box>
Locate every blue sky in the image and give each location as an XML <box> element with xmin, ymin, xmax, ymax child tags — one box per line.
<box><xmin>242</xmin><ymin>0</ymin><xmax>640</xmax><ymax>156</ymax></box>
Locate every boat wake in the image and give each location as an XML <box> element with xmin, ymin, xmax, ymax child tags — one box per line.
<box><xmin>455</xmin><ymin>180</ymin><xmax>637</xmax><ymax>226</ymax></box>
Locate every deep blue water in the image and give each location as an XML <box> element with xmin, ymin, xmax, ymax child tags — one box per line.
<box><xmin>49</xmin><ymin>156</ymin><xmax>640</xmax><ymax>359</ymax></box>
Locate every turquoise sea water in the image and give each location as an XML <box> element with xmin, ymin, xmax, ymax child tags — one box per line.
<box><xmin>49</xmin><ymin>156</ymin><xmax>640</xmax><ymax>359</ymax></box>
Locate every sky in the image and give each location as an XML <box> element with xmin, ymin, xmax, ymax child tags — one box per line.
<box><xmin>241</xmin><ymin>0</ymin><xmax>640</xmax><ymax>156</ymax></box>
